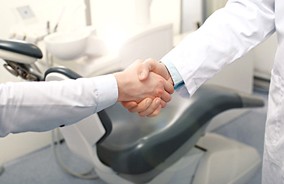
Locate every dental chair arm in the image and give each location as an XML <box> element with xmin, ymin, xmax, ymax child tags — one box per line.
<box><xmin>44</xmin><ymin>67</ymin><xmax>113</xmax><ymax>145</ymax></box>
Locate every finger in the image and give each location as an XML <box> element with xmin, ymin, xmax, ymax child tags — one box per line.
<box><xmin>160</xmin><ymin>91</ymin><xmax>172</xmax><ymax>103</ymax></box>
<box><xmin>121</xmin><ymin>101</ymin><xmax>138</xmax><ymax>110</ymax></box>
<box><xmin>144</xmin><ymin>58</ymin><xmax>169</xmax><ymax>79</ymax></box>
<box><xmin>138</xmin><ymin>59</ymin><xmax>162</xmax><ymax>81</ymax></box>
<box><xmin>160</xmin><ymin>100</ymin><xmax>167</xmax><ymax>108</ymax></box>
<box><xmin>147</xmin><ymin>105</ymin><xmax>162</xmax><ymax>117</ymax></box>
<box><xmin>139</xmin><ymin>98</ymin><xmax>161</xmax><ymax>117</ymax></box>
<box><xmin>138</xmin><ymin>60</ymin><xmax>152</xmax><ymax>81</ymax></box>
<box><xmin>138</xmin><ymin>69</ymin><xmax>150</xmax><ymax>81</ymax></box>
<box><xmin>128</xmin><ymin>98</ymin><xmax>153</xmax><ymax>113</ymax></box>
<box><xmin>164</xmin><ymin>80</ymin><xmax>174</xmax><ymax>94</ymax></box>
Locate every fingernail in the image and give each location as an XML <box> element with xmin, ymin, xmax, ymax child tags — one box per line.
<box><xmin>139</xmin><ymin>72</ymin><xmax>146</xmax><ymax>80</ymax></box>
<box><xmin>155</xmin><ymin>98</ymin><xmax>161</xmax><ymax>104</ymax></box>
<box><xmin>146</xmin><ymin>98</ymin><xmax>151</xmax><ymax>105</ymax></box>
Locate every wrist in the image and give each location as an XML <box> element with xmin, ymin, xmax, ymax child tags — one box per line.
<box><xmin>160</xmin><ymin>62</ymin><xmax>174</xmax><ymax>86</ymax></box>
<box><xmin>161</xmin><ymin>60</ymin><xmax>184</xmax><ymax>89</ymax></box>
<box><xmin>114</xmin><ymin>72</ymin><xmax>126</xmax><ymax>102</ymax></box>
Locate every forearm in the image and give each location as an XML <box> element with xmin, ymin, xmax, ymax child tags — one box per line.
<box><xmin>161</xmin><ymin>0</ymin><xmax>275</xmax><ymax>95</ymax></box>
<box><xmin>0</xmin><ymin>75</ymin><xmax>117</xmax><ymax>136</ymax></box>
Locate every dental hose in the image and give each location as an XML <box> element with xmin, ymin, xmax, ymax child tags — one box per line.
<box><xmin>51</xmin><ymin>129</ymin><xmax>99</xmax><ymax>180</ymax></box>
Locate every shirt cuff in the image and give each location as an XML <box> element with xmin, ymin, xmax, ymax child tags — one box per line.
<box><xmin>161</xmin><ymin>60</ymin><xmax>185</xmax><ymax>90</ymax></box>
<box><xmin>92</xmin><ymin>74</ymin><xmax>118</xmax><ymax>112</ymax></box>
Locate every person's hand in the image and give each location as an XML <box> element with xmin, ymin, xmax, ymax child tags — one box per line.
<box><xmin>121</xmin><ymin>58</ymin><xmax>174</xmax><ymax>116</ymax></box>
<box><xmin>122</xmin><ymin>97</ymin><xmax>163</xmax><ymax>117</ymax></box>
<box><xmin>138</xmin><ymin>58</ymin><xmax>173</xmax><ymax>85</ymax></box>
<box><xmin>114</xmin><ymin>59</ymin><xmax>174</xmax><ymax>103</ymax></box>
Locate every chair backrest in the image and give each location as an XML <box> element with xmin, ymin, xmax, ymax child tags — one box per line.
<box><xmin>96</xmin><ymin>85</ymin><xmax>264</xmax><ymax>183</ymax></box>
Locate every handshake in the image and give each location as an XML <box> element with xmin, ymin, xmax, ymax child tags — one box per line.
<box><xmin>114</xmin><ymin>58</ymin><xmax>174</xmax><ymax>117</ymax></box>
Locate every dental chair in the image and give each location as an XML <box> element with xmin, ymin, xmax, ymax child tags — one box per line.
<box><xmin>0</xmin><ymin>39</ymin><xmax>264</xmax><ymax>184</ymax></box>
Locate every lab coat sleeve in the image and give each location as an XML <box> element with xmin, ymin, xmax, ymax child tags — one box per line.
<box><xmin>161</xmin><ymin>0</ymin><xmax>275</xmax><ymax>96</ymax></box>
<box><xmin>0</xmin><ymin>74</ymin><xmax>118</xmax><ymax>137</ymax></box>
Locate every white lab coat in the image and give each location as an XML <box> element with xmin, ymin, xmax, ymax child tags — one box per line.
<box><xmin>161</xmin><ymin>0</ymin><xmax>283</xmax><ymax>183</ymax></box>
<box><xmin>0</xmin><ymin>74</ymin><xmax>118</xmax><ymax>137</ymax></box>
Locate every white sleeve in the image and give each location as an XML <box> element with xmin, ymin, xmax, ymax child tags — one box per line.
<box><xmin>0</xmin><ymin>74</ymin><xmax>118</xmax><ymax>137</ymax></box>
<box><xmin>161</xmin><ymin>0</ymin><xmax>275</xmax><ymax>95</ymax></box>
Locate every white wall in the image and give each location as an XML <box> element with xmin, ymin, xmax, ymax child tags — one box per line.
<box><xmin>0</xmin><ymin>0</ymin><xmax>86</xmax><ymax>38</ymax></box>
<box><xmin>90</xmin><ymin>0</ymin><xmax>181</xmax><ymax>35</ymax></box>
<box><xmin>181</xmin><ymin>0</ymin><xmax>202</xmax><ymax>32</ymax></box>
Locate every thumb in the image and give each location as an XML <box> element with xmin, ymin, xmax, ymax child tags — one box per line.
<box><xmin>144</xmin><ymin>58</ymin><xmax>169</xmax><ymax>80</ymax></box>
<box><xmin>138</xmin><ymin>61</ymin><xmax>152</xmax><ymax>81</ymax></box>
<box><xmin>138</xmin><ymin>58</ymin><xmax>169</xmax><ymax>81</ymax></box>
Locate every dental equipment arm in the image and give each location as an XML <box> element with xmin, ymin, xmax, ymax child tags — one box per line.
<box><xmin>0</xmin><ymin>39</ymin><xmax>43</xmax><ymax>81</ymax></box>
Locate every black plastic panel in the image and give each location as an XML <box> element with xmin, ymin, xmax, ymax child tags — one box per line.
<box><xmin>0</xmin><ymin>39</ymin><xmax>42</xmax><ymax>59</ymax></box>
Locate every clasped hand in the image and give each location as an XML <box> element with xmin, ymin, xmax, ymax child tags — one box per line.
<box><xmin>114</xmin><ymin>58</ymin><xmax>174</xmax><ymax>117</ymax></box>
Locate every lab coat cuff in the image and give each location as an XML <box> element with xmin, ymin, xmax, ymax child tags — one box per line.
<box><xmin>161</xmin><ymin>56</ymin><xmax>197</xmax><ymax>96</ymax></box>
<box><xmin>93</xmin><ymin>74</ymin><xmax>118</xmax><ymax>112</ymax></box>
<box><xmin>161</xmin><ymin>60</ymin><xmax>184</xmax><ymax>90</ymax></box>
